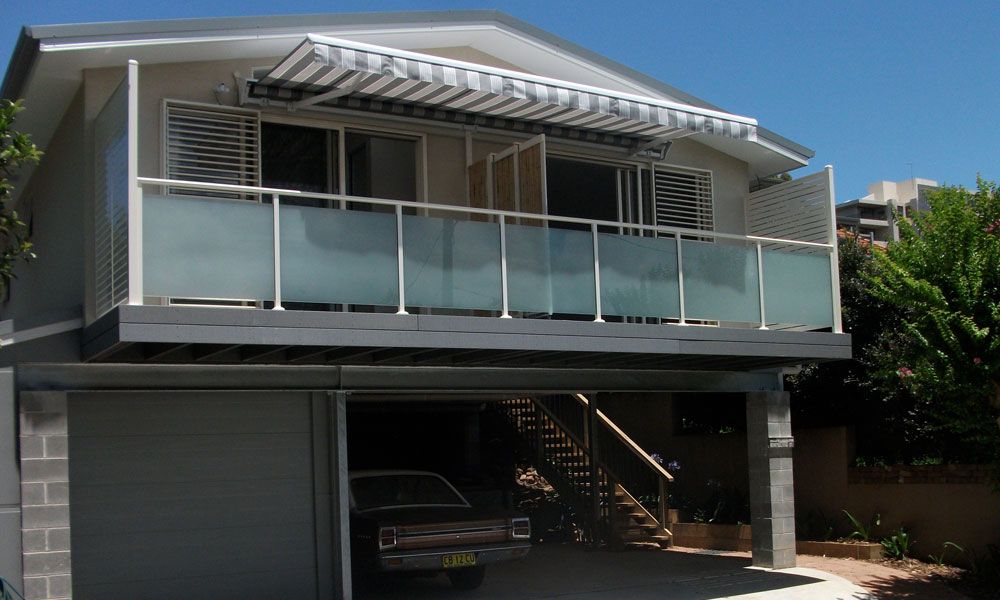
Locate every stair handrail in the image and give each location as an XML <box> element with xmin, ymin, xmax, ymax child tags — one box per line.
<box><xmin>573</xmin><ymin>394</ymin><xmax>673</xmax><ymax>482</ymax></box>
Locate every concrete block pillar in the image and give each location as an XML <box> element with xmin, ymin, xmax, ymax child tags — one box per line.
<box><xmin>19</xmin><ymin>392</ymin><xmax>72</xmax><ymax>599</ymax></box>
<box><xmin>746</xmin><ymin>391</ymin><xmax>796</xmax><ymax>569</ymax></box>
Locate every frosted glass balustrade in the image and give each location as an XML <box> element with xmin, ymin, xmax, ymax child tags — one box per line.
<box><xmin>681</xmin><ymin>239</ymin><xmax>761</xmax><ymax>323</ymax></box>
<box><xmin>402</xmin><ymin>215</ymin><xmax>502</xmax><ymax>311</ymax></box>
<box><xmin>141</xmin><ymin>192</ymin><xmax>834</xmax><ymax>328</ymax></box>
<box><xmin>280</xmin><ymin>205</ymin><xmax>398</xmax><ymax>306</ymax></box>
<box><xmin>144</xmin><ymin>194</ymin><xmax>275</xmax><ymax>301</ymax></box>
<box><xmin>505</xmin><ymin>224</ymin><xmax>596</xmax><ymax>316</ymax></box>
<box><xmin>598</xmin><ymin>233</ymin><xmax>680</xmax><ymax>318</ymax></box>
<box><xmin>763</xmin><ymin>250</ymin><xmax>834</xmax><ymax>328</ymax></box>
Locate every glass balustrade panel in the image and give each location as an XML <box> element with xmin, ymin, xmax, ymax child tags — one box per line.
<box><xmin>505</xmin><ymin>224</ymin><xmax>596</xmax><ymax>316</ymax></box>
<box><xmin>681</xmin><ymin>239</ymin><xmax>761</xmax><ymax>324</ymax></box>
<box><xmin>280</xmin><ymin>205</ymin><xmax>399</xmax><ymax>306</ymax></box>
<box><xmin>402</xmin><ymin>215</ymin><xmax>502</xmax><ymax>311</ymax></box>
<box><xmin>763</xmin><ymin>249</ymin><xmax>834</xmax><ymax>328</ymax></box>
<box><xmin>143</xmin><ymin>194</ymin><xmax>275</xmax><ymax>301</ymax></box>
<box><xmin>598</xmin><ymin>233</ymin><xmax>680</xmax><ymax>318</ymax></box>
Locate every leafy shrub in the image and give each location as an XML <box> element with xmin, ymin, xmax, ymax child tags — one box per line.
<box><xmin>843</xmin><ymin>509</ymin><xmax>881</xmax><ymax>541</ymax></box>
<box><xmin>929</xmin><ymin>541</ymin><xmax>964</xmax><ymax>566</ymax></box>
<box><xmin>881</xmin><ymin>526</ymin><xmax>913</xmax><ymax>559</ymax></box>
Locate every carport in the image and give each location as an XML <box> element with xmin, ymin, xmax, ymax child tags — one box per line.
<box><xmin>18</xmin><ymin>362</ymin><xmax>801</xmax><ymax>600</ymax></box>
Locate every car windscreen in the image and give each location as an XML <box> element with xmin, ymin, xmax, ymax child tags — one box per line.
<box><xmin>351</xmin><ymin>475</ymin><xmax>467</xmax><ymax>510</ymax></box>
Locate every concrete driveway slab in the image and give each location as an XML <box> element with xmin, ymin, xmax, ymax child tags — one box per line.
<box><xmin>356</xmin><ymin>544</ymin><xmax>872</xmax><ymax>599</ymax></box>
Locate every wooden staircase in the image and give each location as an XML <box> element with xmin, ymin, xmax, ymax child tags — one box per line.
<box><xmin>496</xmin><ymin>394</ymin><xmax>674</xmax><ymax>549</ymax></box>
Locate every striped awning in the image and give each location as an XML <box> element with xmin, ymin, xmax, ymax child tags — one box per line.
<box><xmin>250</xmin><ymin>34</ymin><xmax>758</xmax><ymax>143</ymax></box>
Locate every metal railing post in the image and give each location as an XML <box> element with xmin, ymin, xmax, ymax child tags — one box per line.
<box><xmin>499</xmin><ymin>215</ymin><xmax>512</xmax><ymax>319</ymax></box>
<box><xmin>756</xmin><ymin>241</ymin><xmax>767</xmax><ymax>329</ymax></box>
<box><xmin>826</xmin><ymin>165</ymin><xmax>844</xmax><ymax>333</ymax></box>
<box><xmin>271</xmin><ymin>194</ymin><xmax>283</xmax><ymax>310</ymax></box>
<box><xmin>591</xmin><ymin>223</ymin><xmax>605</xmax><ymax>323</ymax></box>
<box><xmin>675</xmin><ymin>233</ymin><xmax>687</xmax><ymax>325</ymax></box>
<box><xmin>395</xmin><ymin>204</ymin><xmax>409</xmax><ymax>315</ymax></box>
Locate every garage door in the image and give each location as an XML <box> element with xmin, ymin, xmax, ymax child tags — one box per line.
<box><xmin>68</xmin><ymin>392</ymin><xmax>319</xmax><ymax>600</ymax></box>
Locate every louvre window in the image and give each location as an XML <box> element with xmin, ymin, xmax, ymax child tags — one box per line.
<box><xmin>164</xmin><ymin>103</ymin><xmax>260</xmax><ymax>198</ymax></box>
<box><xmin>653</xmin><ymin>167</ymin><xmax>714</xmax><ymax>232</ymax></box>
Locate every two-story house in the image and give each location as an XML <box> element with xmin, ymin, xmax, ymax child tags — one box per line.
<box><xmin>0</xmin><ymin>11</ymin><xmax>850</xmax><ymax>600</ymax></box>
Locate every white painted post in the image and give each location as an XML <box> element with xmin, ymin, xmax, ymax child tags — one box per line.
<box><xmin>126</xmin><ymin>60</ymin><xmax>143</xmax><ymax>306</ymax></box>
<box><xmin>395</xmin><ymin>204</ymin><xmax>409</xmax><ymax>315</ymax></box>
<box><xmin>756</xmin><ymin>241</ymin><xmax>768</xmax><ymax>330</ymax></box>
<box><xmin>825</xmin><ymin>165</ymin><xmax>843</xmax><ymax>333</ymax></box>
<box><xmin>591</xmin><ymin>223</ymin><xmax>605</xmax><ymax>323</ymax></box>
<box><xmin>271</xmin><ymin>194</ymin><xmax>284</xmax><ymax>310</ymax></box>
<box><xmin>499</xmin><ymin>215</ymin><xmax>512</xmax><ymax>319</ymax></box>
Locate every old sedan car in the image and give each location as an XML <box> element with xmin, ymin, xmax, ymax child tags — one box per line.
<box><xmin>350</xmin><ymin>470</ymin><xmax>531</xmax><ymax>590</ymax></box>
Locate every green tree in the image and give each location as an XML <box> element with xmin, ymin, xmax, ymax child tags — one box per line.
<box><xmin>0</xmin><ymin>98</ymin><xmax>40</xmax><ymax>291</ymax></box>
<box><xmin>868</xmin><ymin>180</ymin><xmax>1000</xmax><ymax>469</ymax></box>
<box><xmin>787</xmin><ymin>234</ymin><xmax>919</xmax><ymax>463</ymax></box>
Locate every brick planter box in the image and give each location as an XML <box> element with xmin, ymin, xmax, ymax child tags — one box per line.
<box><xmin>796</xmin><ymin>540</ymin><xmax>884</xmax><ymax>560</ymax></box>
<box><xmin>672</xmin><ymin>522</ymin><xmax>752</xmax><ymax>552</ymax></box>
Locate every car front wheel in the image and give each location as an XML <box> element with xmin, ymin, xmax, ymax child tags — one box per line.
<box><xmin>447</xmin><ymin>565</ymin><xmax>486</xmax><ymax>590</ymax></box>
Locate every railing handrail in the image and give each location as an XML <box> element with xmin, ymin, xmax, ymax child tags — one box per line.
<box><xmin>573</xmin><ymin>393</ymin><xmax>674</xmax><ymax>482</ymax></box>
<box><xmin>136</xmin><ymin>176</ymin><xmax>834</xmax><ymax>251</ymax></box>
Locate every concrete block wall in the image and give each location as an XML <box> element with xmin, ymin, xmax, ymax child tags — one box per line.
<box><xmin>19</xmin><ymin>392</ymin><xmax>71</xmax><ymax>600</ymax></box>
<box><xmin>746</xmin><ymin>391</ymin><xmax>796</xmax><ymax>569</ymax></box>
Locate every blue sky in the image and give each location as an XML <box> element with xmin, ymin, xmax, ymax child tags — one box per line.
<box><xmin>2</xmin><ymin>0</ymin><xmax>998</xmax><ymax>201</ymax></box>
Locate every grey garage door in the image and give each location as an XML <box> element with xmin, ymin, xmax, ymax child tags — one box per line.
<box><xmin>68</xmin><ymin>392</ymin><xmax>319</xmax><ymax>600</ymax></box>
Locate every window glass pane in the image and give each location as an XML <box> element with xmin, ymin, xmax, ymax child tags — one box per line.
<box><xmin>346</xmin><ymin>132</ymin><xmax>417</xmax><ymax>207</ymax></box>
<box><xmin>261</xmin><ymin>123</ymin><xmax>338</xmax><ymax>206</ymax></box>
<box><xmin>351</xmin><ymin>475</ymin><xmax>465</xmax><ymax>510</ymax></box>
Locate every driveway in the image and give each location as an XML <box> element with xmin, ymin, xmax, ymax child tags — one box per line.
<box><xmin>355</xmin><ymin>543</ymin><xmax>870</xmax><ymax>599</ymax></box>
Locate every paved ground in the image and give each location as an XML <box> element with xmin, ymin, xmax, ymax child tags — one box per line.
<box><xmin>356</xmin><ymin>543</ymin><xmax>875</xmax><ymax>599</ymax></box>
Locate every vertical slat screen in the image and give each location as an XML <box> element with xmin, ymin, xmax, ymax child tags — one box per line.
<box><xmin>94</xmin><ymin>79</ymin><xmax>130</xmax><ymax>316</ymax></box>
<box><xmin>747</xmin><ymin>170</ymin><xmax>832</xmax><ymax>251</ymax></box>
<box><xmin>653</xmin><ymin>167</ymin><xmax>714</xmax><ymax>233</ymax></box>
<box><xmin>164</xmin><ymin>103</ymin><xmax>260</xmax><ymax>199</ymax></box>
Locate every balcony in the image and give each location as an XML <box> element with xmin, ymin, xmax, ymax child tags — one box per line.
<box><xmin>132</xmin><ymin>178</ymin><xmax>837</xmax><ymax>329</ymax></box>
<box><xmin>85</xmin><ymin>63</ymin><xmax>848</xmax><ymax>371</ymax></box>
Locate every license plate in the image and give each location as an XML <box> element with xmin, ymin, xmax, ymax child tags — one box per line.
<box><xmin>441</xmin><ymin>552</ymin><xmax>477</xmax><ymax>568</ymax></box>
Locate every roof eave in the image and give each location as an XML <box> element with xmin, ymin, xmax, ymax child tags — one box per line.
<box><xmin>1</xmin><ymin>27</ymin><xmax>40</xmax><ymax>100</ymax></box>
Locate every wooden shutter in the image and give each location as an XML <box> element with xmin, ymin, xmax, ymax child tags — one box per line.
<box><xmin>653</xmin><ymin>166</ymin><xmax>714</xmax><ymax>233</ymax></box>
<box><xmin>164</xmin><ymin>102</ymin><xmax>260</xmax><ymax>199</ymax></box>
<box><xmin>492</xmin><ymin>154</ymin><xmax>517</xmax><ymax>213</ymax></box>
<box><xmin>467</xmin><ymin>158</ymin><xmax>489</xmax><ymax>222</ymax></box>
<box><xmin>470</xmin><ymin>135</ymin><xmax>547</xmax><ymax>225</ymax></box>
<box><xmin>517</xmin><ymin>138</ymin><xmax>546</xmax><ymax>226</ymax></box>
